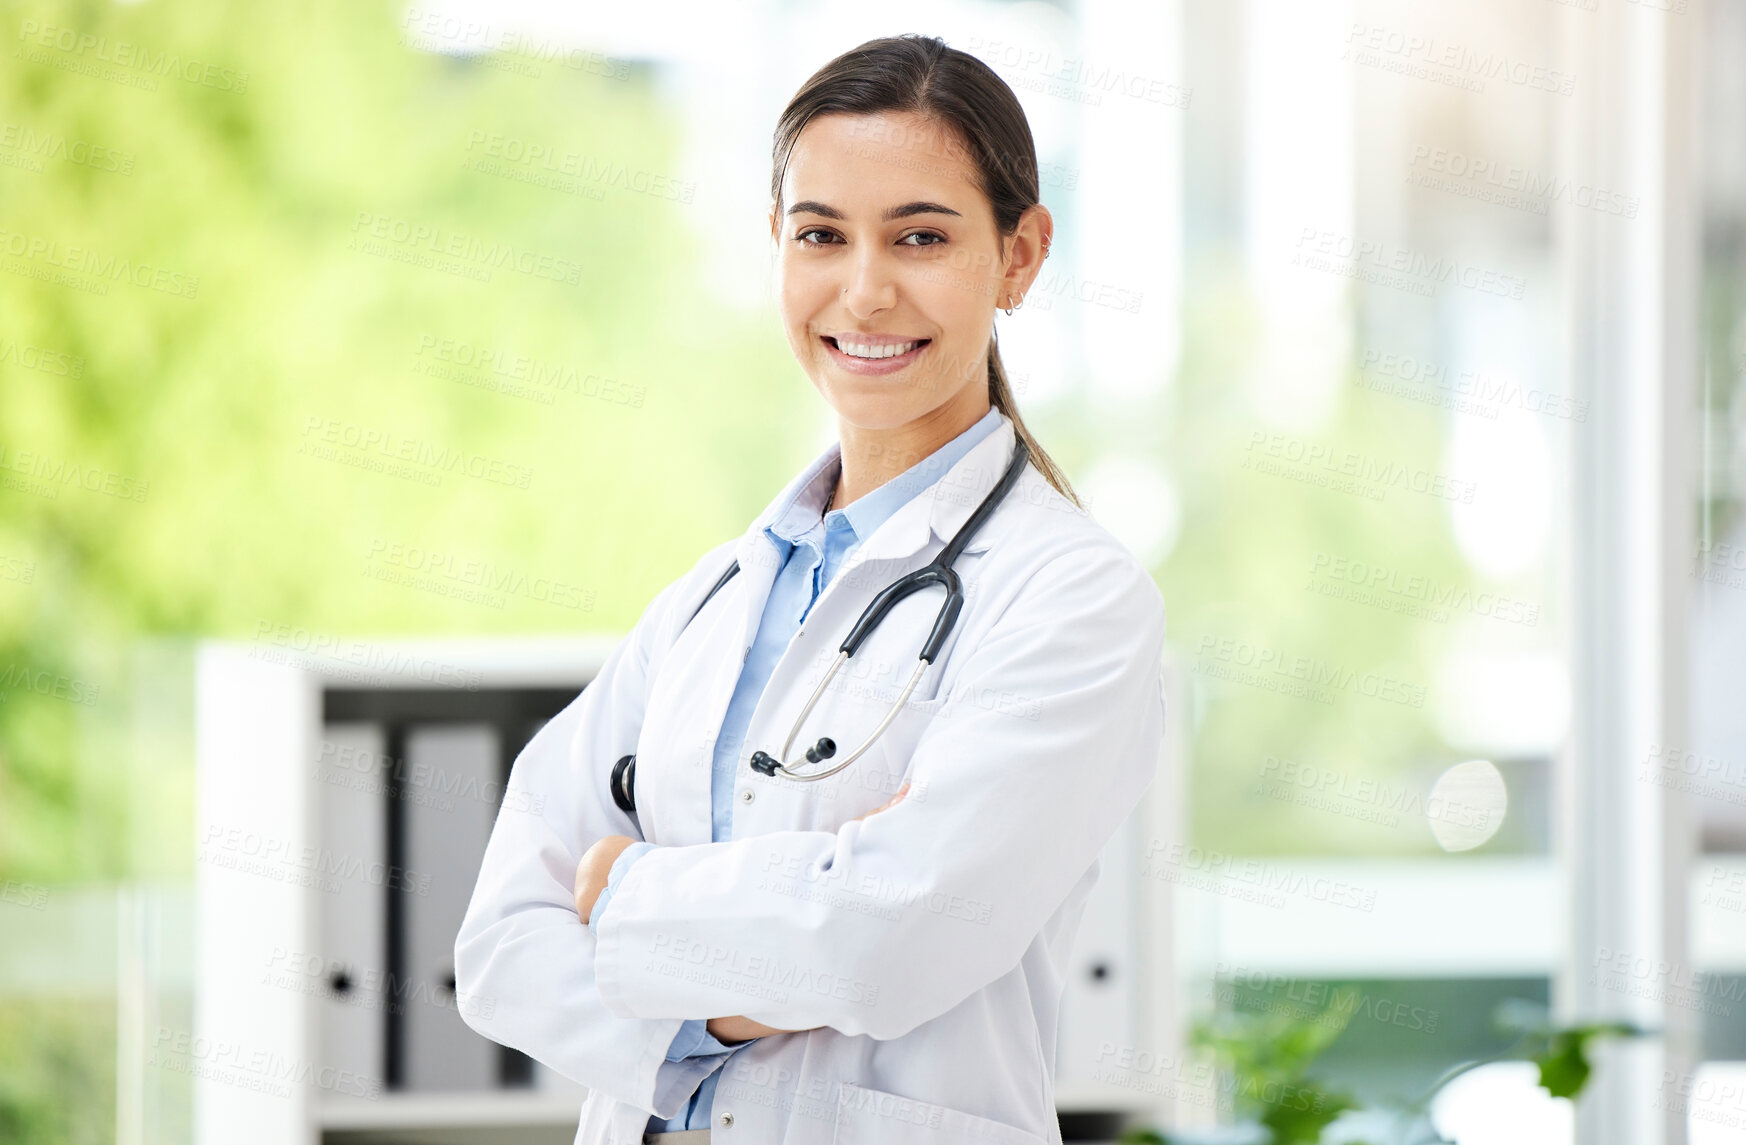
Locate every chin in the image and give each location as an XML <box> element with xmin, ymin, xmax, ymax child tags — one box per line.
<box><xmin>820</xmin><ymin>373</ymin><xmax>966</xmax><ymax>428</ymax></box>
<box><xmin>821</xmin><ymin>390</ymin><xmax>923</xmax><ymax>432</ymax></box>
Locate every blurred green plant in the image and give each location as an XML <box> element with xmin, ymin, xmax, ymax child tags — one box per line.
<box><xmin>1116</xmin><ymin>995</ymin><xmax>1646</xmax><ymax>1145</ymax></box>
<box><xmin>0</xmin><ymin>999</ymin><xmax>116</xmax><ymax>1145</ymax></box>
<box><xmin>1188</xmin><ymin>1000</ymin><xmax>1361</xmax><ymax>1145</ymax></box>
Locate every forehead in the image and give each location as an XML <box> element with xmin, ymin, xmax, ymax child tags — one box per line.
<box><xmin>782</xmin><ymin>111</ymin><xmax>984</xmax><ymax>211</ymax></box>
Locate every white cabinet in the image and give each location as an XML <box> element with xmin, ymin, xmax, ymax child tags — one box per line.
<box><xmin>194</xmin><ymin>638</ymin><xmax>612</xmax><ymax>1145</ymax></box>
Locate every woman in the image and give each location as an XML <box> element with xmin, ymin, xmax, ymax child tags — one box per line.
<box><xmin>456</xmin><ymin>33</ymin><xmax>1167</xmax><ymax>1145</ymax></box>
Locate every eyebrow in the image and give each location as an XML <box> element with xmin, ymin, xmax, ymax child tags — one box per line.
<box><xmin>785</xmin><ymin>200</ymin><xmax>963</xmax><ymax>222</ymax></box>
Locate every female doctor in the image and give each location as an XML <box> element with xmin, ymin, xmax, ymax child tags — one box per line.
<box><xmin>455</xmin><ymin>33</ymin><xmax>1167</xmax><ymax>1145</ymax></box>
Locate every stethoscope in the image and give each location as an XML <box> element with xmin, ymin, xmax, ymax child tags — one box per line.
<box><xmin>610</xmin><ymin>434</ymin><xmax>1030</xmax><ymax>815</ymax></box>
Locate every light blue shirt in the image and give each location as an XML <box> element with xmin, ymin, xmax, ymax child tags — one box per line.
<box><xmin>588</xmin><ymin>407</ymin><xmax>1004</xmax><ymax>1132</ymax></box>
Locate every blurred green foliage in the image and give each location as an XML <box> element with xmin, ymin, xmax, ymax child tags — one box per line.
<box><xmin>1163</xmin><ymin>260</ymin><xmax>1501</xmax><ymax>856</ymax></box>
<box><xmin>0</xmin><ymin>999</ymin><xmax>115</xmax><ymax>1145</ymax></box>
<box><xmin>0</xmin><ymin>0</ymin><xmax>808</xmax><ymax>887</ymax></box>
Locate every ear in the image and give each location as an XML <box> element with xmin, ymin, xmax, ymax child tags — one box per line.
<box><xmin>1000</xmin><ymin>204</ymin><xmax>1054</xmax><ymax>306</ymax></box>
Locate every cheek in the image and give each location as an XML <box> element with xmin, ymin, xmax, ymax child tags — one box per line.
<box><xmin>917</xmin><ymin>284</ymin><xmax>991</xmax><ymax>369</ymax></box>
<box><xmin>776</xmin><ymin>260</ymin><xmax>830</xmax><ymax>328</ymax></box>
<box><xmin>914</xmin><ymin>268</ymin><xmax>986</xmax><ymax>329</ymax></box>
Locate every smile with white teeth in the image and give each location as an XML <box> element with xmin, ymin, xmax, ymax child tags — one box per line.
<box><xmin>833</xmin><ymin>337</ymin><xmax>927</xmax><ymax>360</ymax></box>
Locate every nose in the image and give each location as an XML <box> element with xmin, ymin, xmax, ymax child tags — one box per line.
<box><xmin>839</xmin><ymin>243</ymin><xmax>898</xmax><ymax>317</ymax></box>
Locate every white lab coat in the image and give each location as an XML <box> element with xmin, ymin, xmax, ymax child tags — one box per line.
<box><xmin>455</xmin><ymin>413</ymin><xmax>1167</xmax><ymax>1145</ymax></box>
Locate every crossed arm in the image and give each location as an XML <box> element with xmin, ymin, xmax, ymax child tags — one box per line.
<box><xmin>457</xmin><ymin>542</ymin><xmax>1165</xmax><ymax>1106</ymax></box>
<box><xmin>571</xmin><ymin>784</ymin><xmax>911</xmax><ymax>1045</ymax></box>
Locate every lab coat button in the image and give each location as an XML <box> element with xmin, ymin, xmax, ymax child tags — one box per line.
<box><xmin>740</xmin><ymin>789</ymin><xmax>755</xmax><ymax>804</ymax></box>
<box><xmin>718</xmin><ymin>1111</ymin><xmax>734</xmax><ymax>1127</ymax></box>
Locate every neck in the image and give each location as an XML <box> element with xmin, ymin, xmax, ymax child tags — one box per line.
<box><xmin>834</xmin><ymin>394</ymin><xmax>993</xmax><ymax>510</ymax></box>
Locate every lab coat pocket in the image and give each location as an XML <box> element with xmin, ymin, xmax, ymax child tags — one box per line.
<box><xmin>807</xmin><ymin>680</ymin><xmax>953</xmax><ymax>829</ymax></box>
<box><xmin>831</xmin><ymin>1081</ymin><xmax>1047</xmax><ymax>1145</ymax></box>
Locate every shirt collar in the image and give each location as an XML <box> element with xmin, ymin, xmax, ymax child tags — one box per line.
<box><xmin>741</xmin><ymin>408</ymin><xmax>1020</xmax><ymax>571</ymax></box>
<box><xmin>763</xmin><ymin>461</ymin><xmax>836</xmax><ymax>549</ymax></box>
<box><xmin>727</xmin><ymin>412</ymin><xmax>1027</xmax><ymax>645</ymax></box>
<box><xmin>760</xmin><ymin>406</ymin><xmax>1006</xmax><ymax>551</ymax></box>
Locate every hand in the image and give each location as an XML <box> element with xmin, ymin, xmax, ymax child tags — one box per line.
<box><xmin>706</xmin><ymin>1015</ymin><xmax>810</xmax><ymax>1044</ymax></box>
<box><xmin>692</xmin><ymin>784</ymin><xmax>911</xmax><ymax>1047</ymax></box>
<box><xmin>573</xmin><ymin>834</ymin><xmax>639</xmax><ymax>925</ymax></box>
<box><xmin>852</xmin><ymin>781</ymin><xmax>909</xmax><ymax>822</ymax></box>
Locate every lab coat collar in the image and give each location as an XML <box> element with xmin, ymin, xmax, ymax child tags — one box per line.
<box><xmin>736</xmin><ymin>410</ymin><xmax>1017</xmax><ymax>570</ymax></box>
<box><xmin>761</xmin><ymin>456</ymin><xmax>839</xmax><ymax>550</ymax></box>
<box><xmin>860</xmin><ymin>410</ymin><xmax>1016</xmax><ymax>563</ymax></box>
<box><xmin>728</xmin><ymin>412</ymin><xmax>1019</xmax><ymax>645</ymax></box>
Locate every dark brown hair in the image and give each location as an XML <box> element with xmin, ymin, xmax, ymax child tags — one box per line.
<box><xmin>770</xmin><ymin>33</ymin><xmax>1082</xmax><ymax>509</ymax></box>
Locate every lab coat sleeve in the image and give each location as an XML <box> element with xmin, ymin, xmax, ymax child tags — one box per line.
<box><xmin>587</xmin><ymin>842</ymin><xmax>657</xmax><ymax>935</ymax></box>
<box><xmin>592</xmin><ymin>543</ymin><xmax>1167</xmax><ymax>1041</ymax></box>
<box><xmin>595</xmin><ymin>845</ymin><xmax>736</xmax><ymax>1060</ymax></box>
<box><xmin>452</xmin><ymin>555</ymin><xmax>741</xmax><ymax>1115</ymax></box>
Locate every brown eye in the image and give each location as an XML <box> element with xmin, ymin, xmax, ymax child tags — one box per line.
<box><xmin>796</xmin><ymin>228</ymin><xmax>838</xmax><ymax>246</ymax></box>
<box><xmin>900</xmin><ymin>232</ymin><xmax>945</xmax><ymax>247</ymax></box>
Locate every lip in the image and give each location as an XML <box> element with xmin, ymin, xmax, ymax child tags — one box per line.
<box><xmin>821</xmin><ymin>334</ymin><xmax>931</xmax><ymax>376</ymax></box>
<box><xmin>827</xmin><ymin>331</ymin><xmax>927</xmax><ymax>346</ymax></box>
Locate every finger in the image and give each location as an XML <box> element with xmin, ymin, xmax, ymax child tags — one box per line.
<box><xmin>857</xmin><ymin>782</ymin><xmax>910</xmax><ymax>820</ymax></box>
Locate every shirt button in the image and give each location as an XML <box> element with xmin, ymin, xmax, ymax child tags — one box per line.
<box><xmin>719</xmin><ymin>1112</ymin><xmax>735</xmax><ymax>1127</ymax></box>
<box><xmin>740</xmin><ymin>789</ymin><xmax>755</xmax><ymax>804</ymax></box>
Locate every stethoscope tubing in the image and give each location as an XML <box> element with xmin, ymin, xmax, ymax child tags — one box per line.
<box><xmin>755</xmin><ymin>434</ymin><xmax>1031</xmax><ymax>781</ymax></box>
<box><xmin>768</xmin><ymin>654</ymin><xmax>931</xmax><ymax>782</ymax></box>
<box><xmin>609</xmin><ymin>433</ymin><xmax>1032</xmax><ymax>813</ymax></box>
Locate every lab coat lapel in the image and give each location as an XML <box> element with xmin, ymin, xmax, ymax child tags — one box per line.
<box><xmin>640</xmin><ymin>418</ymin><xmax>1021</xmax><ymax>844</ymax></box>
<box><xmin>837</xmin><ymin>413</ymin><xmax>1016</xmax><ymax>571</ymax></box>
<box><xmin>728</xmin><ymin>416</ymin><xmax>1023</xmax><ymax>834</ymax></box>
<box><xmin>734</xmin><ymin>412</ymin><xmax>1016</xmax><ymax>587</ymax></box>
<box><xmin>639</xmin><ymin>452</ymin><xmax>830</xmax><ymax>845</ymax></box>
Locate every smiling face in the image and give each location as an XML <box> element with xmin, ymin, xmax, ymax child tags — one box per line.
<box><xmin>769</xmin><ymin>111</ymin><xmax>1035</xmax><ymax>436</ymax></box>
